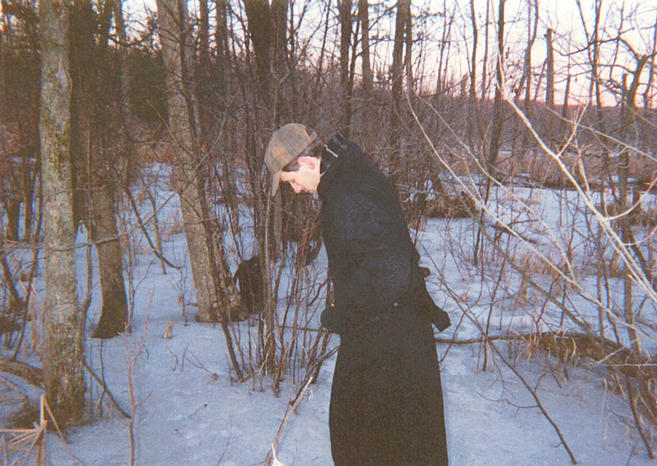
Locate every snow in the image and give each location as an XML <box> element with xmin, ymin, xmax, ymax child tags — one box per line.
<box><xmin>41</xmin><ymin>310</ymin><xmax>650</xmax><ymax>465</ymax></box>
<box><xmin>2</xmin><ymin>175</ymin><xmax>655</xmax><ymax>465</ymax></box>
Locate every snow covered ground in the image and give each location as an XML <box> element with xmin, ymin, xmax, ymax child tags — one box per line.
<box><xmin>2</xmin><ymin>175</ymin><xmax>656</xmax><ymax>465</ymax></box>
<box><xmin>41</xmin><ymin>280</ymin><xmax>653</xmax><ymax>465</ymax></box>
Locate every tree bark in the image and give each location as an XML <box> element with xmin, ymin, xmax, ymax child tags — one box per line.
<box><xmin>39</xmin><ymin>0</ymin><xmax>86</xmax><ymax>426</ymax></box>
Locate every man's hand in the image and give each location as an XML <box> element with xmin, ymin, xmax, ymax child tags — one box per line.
<box><xmin>431</xmin><ymin>307</ymin><xmax>451</xmax><ymax>332</ymax></box>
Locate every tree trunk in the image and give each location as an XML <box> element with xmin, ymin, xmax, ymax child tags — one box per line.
<box><xmin>215</xmin><ymin>0</ymin><xmax>229</xmax><ymax>94</ymax></box>
<box><xmin>520</xmin><ymin>0</ymin><xmax>538</xmax><ymax>151</ymax></box>
<box><xmin>69</xmin><ymin>0</ymin><xmax>129</xmax><ymax>339</ymax></box>
<box><xmin>481</xmin><ymin>0</ymin><xmax>490</xmax><ymax>99</ymax></box>
<box><xmin>468</xmin><ymin>0</ymin><xmax>478</xmax><ymax>101</ymax></box>
<box><xmin>39</xmin><ymin>0</ymin><xmax>86</xmax><ymax>426</ymax></box>
<box><xmin>545</xmin><ymin>28</ymin><xmax>555</xmax><ymax>110</ymax></box>
<box><xmin>487</xmin><ymin>0</ymin><xmax>505</xmax><ymax>171</ymax></box>
<box><xmin>338</xmin><ymin>0</ymin><xmax>353</xmax><ymax>132</ymax></box>
<box><xmin>643</xmin><ymin>11</ymin><xmax>657</xmax><ymax>111</ymax></box>
<box><xmin>156</xmin><ymin>0</ymin><xmax>224</xmax><ymax>322</ymax></box>
<box><xmin>244</xmin><ymin>0</ymin><xmax>272</xmax><ymax>106</ymax></box>
<box><xmin>157</xmin><ymin>0</ymin><xmax>242</xmax><ymax>378</ymax></box>
<box><xmin>3</xmin><ymin>197</ymin><xmax>20</xmax><ymax>242</ymax></box>
<box><xmin>435</xmin><ymin>2</ymin><xmax>453</xmax><ymax>102</ymax></box>
<box><xmin>358</xmin><ymin>0</ymin><xmax>372</xmax><ymax>92</ymax></box>
<box><xmin>389</xmin><ymin>0</ymin><xmax>410</xmax><ymax>175</ymax></box>
<box><xmin>619</xmin><ymin>56</ymin><xmax>649</xmax><ymax>355</ymax></box>
<box><xmin>90</xmin><ymin>183</ymin><xmax>128</xmax><ymax>338</ymax></box>
<box><xmin>475</xmin><ymin>0</ymin><xmax>505</xmax><ymax>266</ymax></box>
<box><xmin>197</xmin><ymin>0</ymin><xmax>211</xmax><ymax>146</ymax></box>
<box><xmin>391</xmin><ymin>0</ymin><xmax>409</xmax><ymax>124</ymax></box>
<box><xmin>271</xmin><ymin>0</ymin><xmax>289</xmax><ymax>123</ymax></box>
<box><xmin>465</xmin><ymin>0</ymin><xmax>482</xmax><ymax>150</ymax></box>
<box><xmin>591</xmin><ymin>1</ymin><xmax>605</xmax><ymax>134</ymax></box>
<box><xmin>271</xmin><ymin>0</ymin><xmax>288</xmax><ymax>77</ymax></box>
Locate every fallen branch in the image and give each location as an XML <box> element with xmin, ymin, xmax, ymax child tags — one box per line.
<box><xmin>0</xmin><ymin>357</ymin><xmax>43</xmax><ymax>387</ymax></box>
<box><xmin>264</xmin><ymin>377</ymin><xmax>313</xmax><ymax>466</ymax></box>
<box><xmin>438</xmin><ymin>331</ymin><xmax>657</xmax><ymax>380</ymax></box>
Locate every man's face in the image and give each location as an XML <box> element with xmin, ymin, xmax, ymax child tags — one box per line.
<box><xmin>280</xmin><ymin>157</ymin><xmax>320</xmax><ymax>194</ymax></box>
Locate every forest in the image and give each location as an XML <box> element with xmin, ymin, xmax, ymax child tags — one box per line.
<box><xmin>1</xmin><ymin>0</ymin><xmax>657</xmax><ymax>464</ymax></box>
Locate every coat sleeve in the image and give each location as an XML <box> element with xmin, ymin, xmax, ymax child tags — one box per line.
<box><xmin>331</xmin><ymin>188</ymin><xmax>412</xmax><ymax>313</ymax></box>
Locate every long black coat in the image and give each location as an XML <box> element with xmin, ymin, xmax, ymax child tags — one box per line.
<box><xmin>318</xmin><ymin>134</ymin><xmax>448</xmax><ymax>465</ymax></box>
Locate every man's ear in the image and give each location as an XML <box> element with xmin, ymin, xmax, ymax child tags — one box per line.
<box><xmin>297</xmin><ymin>156</ymin><xmax>316</xmax><ymax>170</ymax></box>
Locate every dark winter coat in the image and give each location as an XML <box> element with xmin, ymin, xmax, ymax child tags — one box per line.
<box><xmin>318</xmin><ymin>133</ymin><xmax>449</xmax><ymax>465</ymax></box>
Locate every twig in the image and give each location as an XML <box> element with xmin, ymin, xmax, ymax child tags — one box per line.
<box><xmin>420</xmin><ymin>267</ymin><xmax>580</xmax><ymax>463</ymax></box>
<box><xmin>264</xmin><ymin>377</ymin><xmax>313</xmax><ymax>466</ymax></box>
<box><xmin>82</xmin><ymin>359</ymin><xmax>130</xmax><ymax>419</ymax></box>
<box><xmin>490</xmin><ymin>340</ymin><xmax>578</xmax><ymax>464</ymax></box>
<box><xmin>625</xmin><ymin>377</ymin><xmax>655</xmax><ymax>459</ymax></box>
<box><xmin>122</xmin><ymin>185</ymin><xmax>181</xmax><ymax>270</ymax></box>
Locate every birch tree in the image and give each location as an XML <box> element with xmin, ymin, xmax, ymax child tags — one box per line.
<box><xmin>39</xmin><ymin>0</ymin><xmax>86</xmax><ymax>425</ymax></box>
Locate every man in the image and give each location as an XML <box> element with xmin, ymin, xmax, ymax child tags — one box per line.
<box><xmin>265</xmin><ymin>123</ymin><xmax>450</xmax><ymax>465</ymax></box>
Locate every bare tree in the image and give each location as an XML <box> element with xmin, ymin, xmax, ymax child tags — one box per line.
<box><xmin>39</xmin><ymin>0</ymin><xmax>86</xmax><ymax>425</ymax></box>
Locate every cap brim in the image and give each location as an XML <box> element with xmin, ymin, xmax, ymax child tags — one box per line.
<box><xmin>270</xmin><ymin>170</ymin><xmax>282</xmax><ymax>197</ymax></box>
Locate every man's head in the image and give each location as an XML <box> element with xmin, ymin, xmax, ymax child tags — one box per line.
<box><xmin>265</xmin><ymin>123</ymin><xmax>321</xmax><ymax>195</ymax></box>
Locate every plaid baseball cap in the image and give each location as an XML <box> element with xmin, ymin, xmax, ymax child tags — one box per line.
<box><xmin>265</xmin><ymin>123</ymin><xmax>318</xmax><ymax>196</ymax></box>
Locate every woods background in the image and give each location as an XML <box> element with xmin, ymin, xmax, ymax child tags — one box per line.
<box><xmin>1</xmin><ymin>0</ymin><xmax>657</xmax><ymax>462</ymax></box>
